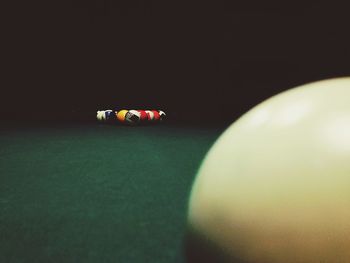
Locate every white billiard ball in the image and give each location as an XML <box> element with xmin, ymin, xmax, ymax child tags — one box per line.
<box><xmin>188</xmin><ymin>77</ymin><xmax>350</xmax><ymax>263</ymax></box>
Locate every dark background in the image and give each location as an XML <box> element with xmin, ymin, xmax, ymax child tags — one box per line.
<box><xmin>2</xmin><ymin>1</ymin><xmax>350</xmax><ymax>123</ymax></box>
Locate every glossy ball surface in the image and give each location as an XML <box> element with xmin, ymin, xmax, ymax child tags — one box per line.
<box><xmin>188</xmin><ymin>77</ymin><xmax>350</xmax><ymax>263</ymax></box>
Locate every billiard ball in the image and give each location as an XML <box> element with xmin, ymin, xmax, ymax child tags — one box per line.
<box><xmin>96</xmin><ymin>111</ymin><xmax>104</xmax><ymax>121</ymax></box>
<box><xmin>145</xmin><ymin>110</ymin><xmax>154</xmax><ymax>121</ymax></box>
<box><xmin>97</xmin><ymin>110</ymin><xmax>110</xmax><ymax>121</ymax></box>
<box><xmin>125</xmin><ymin>110</ymin><xmax>141</xmax><ymax>125</ymax></box>
<box><xmin>187</xmin><ymin>77</ymin><xmax>350</xmax><ymax>263</ymax></box>
<box><xmin>152</xmin><ymin>110</ymin><xmax>160</xmax><ymax>122</ymax></box>
<box><xmin>138</xmin><ymin>110</ymin><xmax>148</xmax><ymax>123</ymax></box>
<box><xmin>116</xmin><ymin>110</ymin><xmax>128</xmax><ymax>122</ymax></box>
<box><xmin>158</xmin><ymin>110</ymin><xmax>166</xmax><ymax>122</ymax></box>
<box><xmin>104</xmin><ymin>110</ymin><xmax>114</xmax><ymax>122</ymax></box>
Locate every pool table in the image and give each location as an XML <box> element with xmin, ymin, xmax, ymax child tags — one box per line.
<box><xmin>0</xmin><ymin>121</ymin><xmax>226</xmax><ymax>263</ymax></box>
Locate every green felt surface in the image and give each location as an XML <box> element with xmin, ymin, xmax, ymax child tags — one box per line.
<box><xmin>0</xmin><ymin>122</ymin><xmax>224</xmax><ymax>263</ymax></box>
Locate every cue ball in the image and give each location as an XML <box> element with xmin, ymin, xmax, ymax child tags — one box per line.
<box><xmin>187</xmin><ymin>77</ymin><xmax>350</xmax><ymax>263</ymax></box>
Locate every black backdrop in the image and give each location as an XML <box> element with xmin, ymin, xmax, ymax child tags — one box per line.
<box><xmin>2</xmin><ymin>1</ymin><xmax>350</xmax><ymax>123</ymax></box>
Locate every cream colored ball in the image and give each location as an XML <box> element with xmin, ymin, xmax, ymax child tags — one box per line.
<box><xmin>188</xmin><ymin>77</ymin><xmax>350</xmax><ymax>263</ymax></box>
